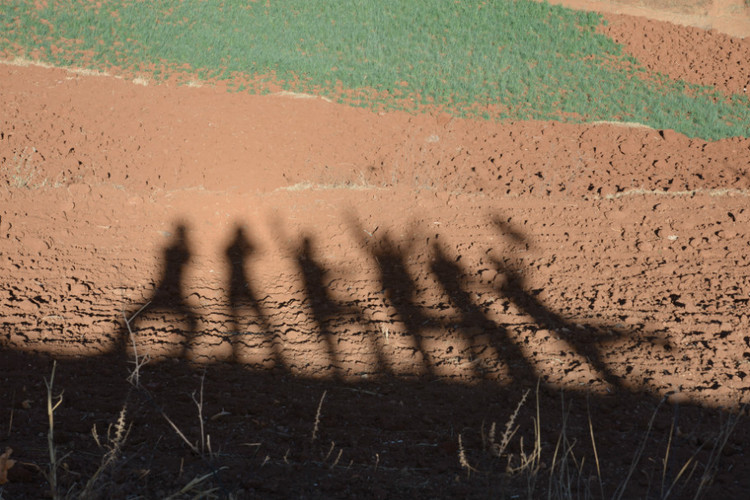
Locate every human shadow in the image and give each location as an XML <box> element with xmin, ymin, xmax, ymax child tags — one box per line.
<box><xmin>429</xmin><ymin>241</ymin><xmax>539</xmax><ymax>384</ymax></box>
<box><xmin>349</xmin><ymin>220</ymin><xmax>437</xmax><ymax>378</ymax></box>
<box><xmin>119</xmin><ymin>222</ymin><xmax>198</xmax><ymax>358</ymax></box>
<box><xmin>493</xmin><ymin>257</ymin><xmax>624</xmax><ymax>388</ymax></box>
<box><xmin>5</xmin><ymin>215</ymin><xmax>747</xmax><ymax>498</ymax></box>
<box><xmin>294</xmin><ymin>234</ymin><xmax>378</xmax><ymax>378</ymax></box>
<box><xmin>225</xmin><ymin>224</ymin><xmax>285</xmax><ymax>368</ymax></box>
<box><xmin>488</xmin><ymin>215</ymin><xmax>667</xmax><ymax>390</ymax></box>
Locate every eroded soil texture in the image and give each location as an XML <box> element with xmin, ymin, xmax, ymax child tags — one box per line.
<box><xmin>2</xmin><ymin>5</ymin><xmax>750</xmax><ymax>499</ymax></box>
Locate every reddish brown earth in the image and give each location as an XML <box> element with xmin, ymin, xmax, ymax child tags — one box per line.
<box><xmin>2</xmin><ymin>5</ymin><xmax>750</xmax><ymax>499</ymax></box>
<box><xmin>546</xmin><ymin>0</ymin><xmax>750</xmax><ymax>39</ymax></box>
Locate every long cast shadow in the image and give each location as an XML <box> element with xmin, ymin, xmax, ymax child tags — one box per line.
<box><xmin>295</xmin><ymin>234</ymin><xmax>378</xmax><ymax>378</ymax></box>
<box><xmin>3</xmin><ymin>215</ymin><xmax>747</xmax><ymax>498</ymax></box>
<box><xmin>118</xmin><ymin>222</ymin><xmax>198</xmax><ymax>358</ymax></box>
<box><xmin>429</xmin><ymin>241</ymin><xmax>539</xmax><ymax>384</ymax></box>
<box><xmin>489</xmin><ymin>215</ymin><xmax>670</xmax><ymax>391</ymax></box>
<box><xmin>225</xmin><ymin>224</ymin><xmax>285</xmax><ymax>368</ymax></box>
<box><xmin>350</xmin><ymin>221</ymin><xmax>437</xmax><ymax>377</ymax></box>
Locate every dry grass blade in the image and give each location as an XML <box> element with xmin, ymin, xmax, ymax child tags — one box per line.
<box><xmin>587</xmin><ymin>397</ymin><xmax>604</xmax><ymax>500</ymax></box>
<box><xmin>6</xmin><ymin>389</ymin><xmax>14</xmax><ymax>439</ymax></box>
<box><xmin>613</xmin><ymin>397</ymin><xmax>665</xmax><ymax>500</ymax></box>
<box><xmin>691</xmin><ymin>404</ymin><xmax>746</xmax><ymax>500</ymax></box>
<box><xmin>663</xmin><ymin>453</ymin><xmax>697</xmax><ymax>500</ymax></box>
<box><xmin>458</xmin><ymin>433</ymin><xmax>476</xmax><ymax>478</ymax></box>
<box><xmin>331</xmin><ymin>448</ymin><xmax>343</xmax><ymax>469</ymax></box>
<box><xmin>546</xmin><ymin>391</ymin><xmax>580</xmax><ymax>500</ymax></box>
<box><xmin>160</xmin><ymin>408</ymin><xmax>200</xmax><ymax>455</ymax></box>
<box><xmin>311</xmin><ymin>390</ymin><xmax>327</xmax><ymax>443</ymax></box>
<box><xmin>163</xmin><ymin>468</ymin><xmax>227</xmax><ymax>500</ymax></box>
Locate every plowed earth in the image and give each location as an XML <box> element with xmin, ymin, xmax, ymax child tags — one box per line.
<box><xmin>1</xmin><ymin>3</ymin><xmax>750</xmax><ymax>499</ymax></box>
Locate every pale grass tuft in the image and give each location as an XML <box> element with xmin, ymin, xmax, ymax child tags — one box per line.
<box><xmin>80</xmin><ymin>403</ymin><xmax>131</xmax><ymax>498</ymax></box>
<box><xmin>494</xmin><ymin>388</ymin><xmax>529</xmax><ymax>458</ymax></box>
<box><xmin>589</xmin><ymin>120</ymin><xmax>653</xmax><ymax>130</ymax></box>
<box><xmin>379</xmin><ymin>324</ymin><xmax>390</xmax><ymax>344</ymax></box>
<box><xmin>273</xmin><ymin>90</ymin><xmax>333</xmax><ymax>102</ymax></box>
<box><xmin>277</xmin><ymin>181</ymin><xmax>376</xmax><ymax>192</ymax></box>
<box><xmin>1</xmin><ymin>57</ymin><xmax>113</xmax><ymax>78</ymax></box>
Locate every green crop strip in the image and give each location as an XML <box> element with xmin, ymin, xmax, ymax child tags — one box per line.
<box><xmin>1</xmin><ymin>0</ymin><xmax>748</xmax><ymax>140</ymax></box>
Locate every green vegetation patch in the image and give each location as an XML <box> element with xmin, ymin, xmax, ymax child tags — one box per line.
<box><xmin>1</xmin><ymin>0</ymin><xmax>748</xmax><ymax>140</ymax></box>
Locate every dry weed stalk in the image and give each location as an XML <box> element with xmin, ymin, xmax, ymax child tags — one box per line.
<box><xmin>123</xmin><ymin>306</ymin><xmax>211</xmax><ymax>457</ymax></box>
<box><xmin>43</xmin><ymin>361</ymin><xmax>67</xmax><ymax>500</ymax></box>
<box><xmin>490</xmin><ymin>388</ymin><xmax>529</xmax><ymax>459</ymax></box>
<box><xmin>514</xmin><ymin>382</ymin><xmax>543</xmax><ymax>494</ymax></box>
<box><xmin>191</xmin><ymin>371</ymin><xmax>211</xmax><ymax>456</ymax></box>
<box><xmin>122</xmin><ymin>303</ymin><xmax>151</xmax><ymax>387</ymax></box>
<box><xmin>311</xmin><ymin>390</ymin><xmax>327</xmax><ymax>443</ymax></box>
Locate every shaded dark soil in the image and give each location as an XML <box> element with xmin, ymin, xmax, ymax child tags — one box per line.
<box><xmin>2</xmin><ymin>349</ymin><xmax>748</xmax><ymax>499</ymax></box>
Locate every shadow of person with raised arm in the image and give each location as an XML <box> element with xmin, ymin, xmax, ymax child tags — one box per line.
<box><xmin>429</xmin><ymin>241</ymin><xmax>539</xmax><ymax>384</ymax></box>
<box><xmin>349</xmin><ymin>218</ymin><xmax>436</xmax><ymax>378</ymax></box>
<box><xmin>225</xmin><ymin>224</ymin><xmax>285</xmax><ymax>368</ymax></box>
<box><xmin>490</xmin><ymin>215</ymin><xmax>625</xmax><ymax>389</ymax></box>
<box><xmin>120</xmin><ymin>222</ymin><xmax>198</xmax><ymax>359</ymax></box>
<box><xmin>295</xmin><ymin>234</ymin><xmax>368</xmax><ymax>379</ymax></box>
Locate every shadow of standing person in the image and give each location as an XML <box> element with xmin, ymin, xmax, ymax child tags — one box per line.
<box><xmin>120</xmin><ymin>222</ymin><xmax>198</xmax><ymax>359</ymax></box>
<box><xmin>225</xmin><ymin>224</ymin><xmax>285</xmax><ymax>368</ymax></box>
<box><xmin>295</xmin><ymin>235</ymin><xmax>346</xmax><ymax>379</ymax></box>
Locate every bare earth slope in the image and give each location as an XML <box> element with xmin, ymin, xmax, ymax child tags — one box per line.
<box><xmin>545</xmin><ymin>0</ymin><xmax>750</xmax><ymax>38</ymax></box>
<box><xmin>1</xmin><ymin>8</ymin><xmax>750</xmax><ymax>500</ymax></box>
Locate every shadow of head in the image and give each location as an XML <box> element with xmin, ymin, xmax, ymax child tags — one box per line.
<box><xmin>226</xmin><ymin>223</ymin><xmax>256</xmax><ymax>262</ymax></box>
<box><xmin>491</xmin><ymin>214</ymin><xmax>528</xmax><ymax>247</ymax></box>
